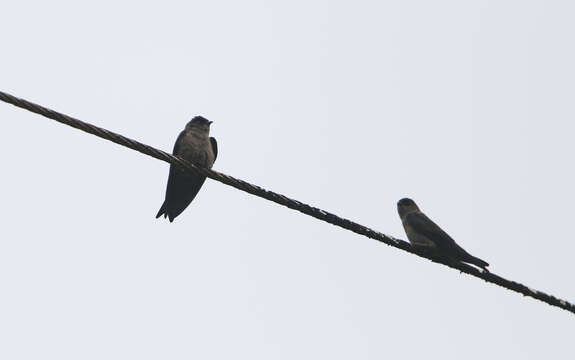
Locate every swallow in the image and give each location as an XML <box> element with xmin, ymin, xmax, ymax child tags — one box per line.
<box><xmin>397</xmin><ymin>198</ymin><xmax>489</xmax><ymax>270</ymax></box>
<box><xmin>156</xmin><ymin>116</ymin><xmax>217</xmax><ymax>222</ymax></box>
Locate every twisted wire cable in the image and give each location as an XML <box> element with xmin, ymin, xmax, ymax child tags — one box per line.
<box><xmin>1</xmin><ymin>90</ymin><xmax>573</xmax><ymax>315</ymax></box>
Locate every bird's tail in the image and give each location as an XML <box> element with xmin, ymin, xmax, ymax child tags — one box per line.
<box><xmin>156</xmin><ymin>202</ymin><xmax>166</xmax><ymax>219</ymax></box>
<box><xmin>156</xmin><ymin>203</ymin><xmax>175</xmax><ymax>222</ymax></box>
<box><xmin>466</xmin><ymin>254</ymin><xmax>489</xmax><ymax>270</ymax></box>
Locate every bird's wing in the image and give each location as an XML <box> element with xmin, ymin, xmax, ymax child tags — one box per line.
<box><xmin>156</xmin><ymin>130</ymin><xmax>187</xmax><ymax>220</ymax></box>
<box><xmin>210</xmin><ymin>137</ymin><xmax>218</xmax><ymax>161</ymax></box>
<box><xmin>406</xmin><ymin>212</ymin><xmax>489</xmax><ymax>268</ymax></box>
<box><xmin>172</xmin><ymin>130</ymin><xmax>186</xmax><ymax>155</ymax></box>
<box><xmin>405</xmin><ymin>212</ymin><xmax>464</xmax><ymax>253</ymax></box>
<box><xmin>161</xmin><ymin>130</ymin><xmax>207</xmax><ymax>221</ymax></box>
<box><xmin>165</xmin><ymin>130</ymin><xmax>188</xmax><ymax>201</ymax></box>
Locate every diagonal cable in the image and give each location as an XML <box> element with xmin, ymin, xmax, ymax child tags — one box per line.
<box><xmin>1</xmin><ymin>90</ymin><xmax>573</xmax><ymax>315</ymax></box>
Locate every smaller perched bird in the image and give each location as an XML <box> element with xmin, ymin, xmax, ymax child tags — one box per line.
<box><xmin>156</xmin><ymin>116</ymin><xmax>217</xmax><ymax>222</ymax></box>
<box><xmin>397</xmin><ymin>198</ymin><xmax>489</xmax><ymax>270</ymax></box>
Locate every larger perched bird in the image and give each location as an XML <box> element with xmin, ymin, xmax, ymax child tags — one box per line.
<box><xmin>397</xmin><ymin>198</ymin><xmax>489</xmax><ymax>270</ymax></box>
<box><xmin>156</xmin><ymin>116</ymin><xmax>217</xmax><ymax>222</ymax></box>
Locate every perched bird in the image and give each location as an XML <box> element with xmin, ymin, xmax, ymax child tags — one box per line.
<box><xmin>397</xmin><ymin>198</ymin><xmax>489</xmax><ymax>270</ymax></box>
<box><xmin>156</xmin><ymin>116</ymin><xmax>217</xmax><ymax>222</ymax></box>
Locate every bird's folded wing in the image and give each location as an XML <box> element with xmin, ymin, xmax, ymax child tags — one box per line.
<box><xmin>405</xmin><ymin>212</ymin><xmax>461</xmax><ymax>251</ymax></box>
<box><xmin>172</xmin><ymin>130</ymin><xmax>186</xmax><ymax>155</ymax></box>
<box><xmin>210</xmin><ymin>137</ymin><xmax>218</xmax><ymax>160</ymax></box>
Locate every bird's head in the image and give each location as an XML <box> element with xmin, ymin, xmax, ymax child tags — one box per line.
<box><xmin>185</xmin><ymin>116</ymin><xmax>213</xmax><ymax>135</ymax></box>
<box><xmin>397</xmin><ymin>198</ymin><xmax>420</xmax><ymax>217</ymax></box>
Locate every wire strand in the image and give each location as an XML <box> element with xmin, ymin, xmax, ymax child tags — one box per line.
<box><xmin>1</xmin><ymin>90</ymin><xmax>573</xmax><ymax>315</ymax></box>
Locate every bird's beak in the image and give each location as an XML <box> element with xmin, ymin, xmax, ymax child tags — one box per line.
<box><xmin>208</xmin><ymin>121</ymin><xmax>213</xmax><ymax>125</ymax></box>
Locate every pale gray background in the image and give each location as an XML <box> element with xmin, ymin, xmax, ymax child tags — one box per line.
<box><xmin>1</xmin><ymin>1</ymin><xmax>574</xmax><ymax>359</ymax></box>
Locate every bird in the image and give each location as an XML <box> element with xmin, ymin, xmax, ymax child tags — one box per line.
<box><xmin>397</xmin><ymin>198</ymin><xmax>489</xmax><ymax>271</ymax></box>
<box><xmin>156</xmin><ymin>116</ymin><xmax>217</xmax><ymax>222</ymax></box>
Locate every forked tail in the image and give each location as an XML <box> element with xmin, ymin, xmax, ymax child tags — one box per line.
<box><xmin>467</xmin><ymin>254</ymin><xmax>489</xmax><ymax>270</ymax></box>
<box><xmin>156</xmin><ymin>202</ymin><xmax>166</xmax><ymax>219</ymax></box>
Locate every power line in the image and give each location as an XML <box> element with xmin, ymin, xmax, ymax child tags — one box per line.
<box><xmin>1</xmin><ymin>90</ymin><xmax>573</xmax><ymax>315</ymax></box>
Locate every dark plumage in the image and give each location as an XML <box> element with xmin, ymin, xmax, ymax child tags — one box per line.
<box><xmin>397</xmin><ymin>198</ymin><xmax>489</xmax><ymax>270</ymax></box>
<box><xmin>156</xmin><ymin>116</ymin><xmax>217</xmax><ymax>222</ymax></box>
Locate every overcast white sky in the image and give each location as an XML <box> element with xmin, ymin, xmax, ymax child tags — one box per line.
<box><xmin>1</xmin><ymin>1</ymin><xmax>574</xmax><ymax>359</ymax></box>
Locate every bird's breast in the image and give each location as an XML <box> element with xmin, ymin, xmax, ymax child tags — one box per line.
<box><xmin>179</xmin><ymin>135</ymin><xmax>215</xmax><ymax>168</ymax></box>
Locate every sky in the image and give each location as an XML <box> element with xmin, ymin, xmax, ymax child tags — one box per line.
<box><xmin>1</xmin><ymin>1</ymin><xmax>574</xmax><ymax>359</ymax></box>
